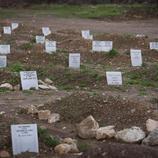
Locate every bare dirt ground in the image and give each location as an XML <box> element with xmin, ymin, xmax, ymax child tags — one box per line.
<box><xmin>0</xmin><ymin>14</ymin><xmax>158</xmax><ymax>157</ymax></box>
<box><xmin>11</xmin><ymin>16</ymin><xmax>158</xmax><ymax>38</ymax></box>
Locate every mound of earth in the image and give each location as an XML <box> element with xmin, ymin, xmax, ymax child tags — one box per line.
<box><xmin>46</xmin><ymin>92</ymin><xmax>154</xmax><ymax>130</ymax></box>
<box><xmin>80</xmin><ymin>142</ymin><xmax>158</xmax><ymax>158</ymax></box>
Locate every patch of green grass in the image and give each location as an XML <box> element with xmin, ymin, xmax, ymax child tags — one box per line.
<box><xmin>8</xmin><ymin>62</ymin><xmax>24</xmax><ymax>73</ymax></box>
<box><xmin>8</xmin><ymin>76</ymin><xmax>19</xmax><ymax>85</ymax></box>
<box><xmin>107</xmin><ymin>49</ymin><xmax>119</xmax><ymax>58</ymax></box>
<box><xmin>0</xmin><ymin>87</ymin><xmax>10</xmax><ymax>93</ymax></box>
<box><xmin>20</xmin><ymin>42</ymin><xmax>33</xmax><ymax>50</ymax></box>
<box><xmin>78</xmin><ymin>141</ymin><xmax>89</xmax><ymax>152</ymax></box>
<box><xmin>30</xmin><ymin>4</ymin><xmax>124</xmax><ymax>18</ymax></box>
<box><xmin>52</xmin><ymin>65</ymin><xmax>103</xmax><ymax>90</ymax></box>
<box><xmin>38</xmin><ymin>127</ymin><xmax>60</xmax><ymax>147</ymax></box>
<box><xmin>125</xmin><ymin>65</ymin><xmax>158</xmax><ymax>88</ymax></box>
<box><xmin>0</xmin><ymin>4</ymin><xmax>157</xmax><ymax>19</ymax></box>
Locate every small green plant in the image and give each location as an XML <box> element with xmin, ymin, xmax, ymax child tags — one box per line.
<box><xmin>78</xmin><ymin>141</ymin><xmax>89</xmax><ymax>152</ymax></box>
<box><xmin>108</xmin><ymin>49</ymin><xmax>119</xmax><ymax>58</ymax></box>
<box><xmin>20</xmin><ymin>43</ymin><xmax>33</xmax><ymax>50</ymax></box>
<box><xmin>0</xmin><ymin>87</ymin><xmax>10</xmax><ymax>93</ymax></box>
<box><xmin>9</xmin><ymin>62</ymin><xmax>24</xmax><ymax>73</ymax></box>
<box><xmin>38</xmin><ymin>127</ymin><xmax>60</xmax><ymax>147</ymax></box>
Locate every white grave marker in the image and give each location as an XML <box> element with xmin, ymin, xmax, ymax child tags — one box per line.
<box><xmin>0</xmin><ymin>56</ymin><xmax>7</xmax><ymax>68</ymax></box>
<box><xmin>106</xmin><ymin>71</ymin><xmax>122</xmax><ymax>85</ymax></box>
<box><xmin>36</xmin><ymin>36</ymin><xmax>45</xmax><ymax>44</ymax></box>
<box><xmin>69</xmin><ymin>53</ymin><xmax>80</xmax><ymax>69</ymax></box>
<box><xmin>0</xmin><ymin>45</ymin><xmax>10</xmax><ymax>54</ymax></box>
<box><xmin>3</xmin><ymin>26</ymin><xmax>11</xmax><ymax>35</ymax></box>
<box><xmin>92</xmin><ymin>41</ymin><xmax>113</xmax><ymax>52</ymax></box>
<box><xmin>45</xmin><ymin>40</ymin><xmax>56</xmax><ymax>53</ymax></box>
<box><xmin>81</xmin><ymin>30</ymin><xmax>93</xmax><ymax>40</ymax></box>
<box><xmin>11</xmin><ymin>23</ymin><xmax>19</xmax><ymax>30</ymax></box>
<box><xmin>42</xmin><ymin>27</ymin><xmax>51</xmax><ymax>36</ymax></box>
<box><xmin>130</xmin><ymin>49</ymin><xmax>142</xmax><ymax>67</ymax></box>
<box><xmin>20</xmin><ymin>71</ymin><xmax>38</xmax><ymax>90</ymax></box>
<box><xmin>11</xmin><ymin>124</ymin><xmax>39</xmax><ymax>155</ymax></box>
<box><xmin>150</xmin><ymin>42</ymin><xmax>158</xmax><ymax>50</ymax></box>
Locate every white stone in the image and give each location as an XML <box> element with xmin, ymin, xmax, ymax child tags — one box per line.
<box><xmin>142</xmin><ymin>128</ymin><xmax>158</xmax><ymax>146</ymax></box>
<box><xmin>0</xmin><ymin>83</ymin><xmax>13</xmax><ymax>90</ymax></box>
<box><xmin>106</xmin><ymin>71</ymin><xmax>122</xmax><ymax>86</ymax></box>
<box><xmin>36</xmin><ymin>36</ymin><xmax>45</xmax><ymax>44</ymax></box>
<box><xmin>39</xmin><ymin>84</ymin><xmax>50</xmax><ymax>90</ymax></box>
<box><xmin>150</xmin><ymin>42</ymin><xmax>158</xmax><ymax>50</ymax></box>
<box><xmin>130</xmin><ymin>49</ymin><xmax>142</xmax><ymax>67</ymax></box>
<box><xmin>115</xmin><ymin>126</ymin><xmax>145</xmax><ymax>143</ymax></box>
<box><xmin>81</xmin><ymin>30</ymin><xmax>93</xmax><ymax>40</ymax></box>
<box><xmin>0</xmin><ymin>45</ymin><xmax>10</xmax><ymax>54</ymax></box>
<box><xmin>45</xmin><ymin>40</ymin><xmax>56</xmax><ymax>53</ymax></box>
<box><xmin>92</xmin><ymin>41</ymin><xmax>113</xmax><ymax>52</ymax></box>
<box><xmin>20</xmin><ymin>71</ymin><xmax>38</xmax><ymax>90</ymax></box>
<box><xmin>146</xmin><ymin>119</ymin><xmax>158</xmax><ymax>132</ymax></box>
<box><xmin>48</xmin><ymin>113</ymin><xmax>60</xmax><ymax>123</ymax></box>
<box><xmin>11</xmin><ymin>23</ymin><xmax>19</xmax><ymax>30</ymax></box>
<box><xmin>96</xmin><ymin>126</ymin><xmax>116</xmax><ymax>140</ymax></box>
<box><xmin>11</xmin><ymin>124</ymin><xmax>39</xmax><ymax>155</ymax></box>
<box><xmin>38</xmin><ymin>80</ymin><xmax>47</xmax><ymax>86</ymax></box>
<box><xmin>44</xmin><ymin>78</ymin><xmax>53</xmax><ymax>84</ymax></box>
<box><xmin>0</xmin><ymin>111</ymin><xmax>5</xmax><ymax>115</ymax></box>
<box><xmin>27</xmin><ymin>105</ymin><xmax>38</xmax><ymax>114</ymax></box>
<box><xmin>0</xmin><ymin>56</ymin><xmax>7</xmax><ymax>68</ymax></box>
<box><xmin>48</xmin><ymin>85</ymin><xmax>58</xmax><ymax>91</ymax></box>
<box><xmin>69</xmin><ymin>53</ymin><xmax>80</xmax><ymax>69</ymax></box>
<box><xmin>76</xmin><ymin>115</ymin><xmax>99</xmax><ymax>139</ymax></box>
<box><xmin>136</xmin><ymin>34</ymin><xmax>146</xmax><ymax>38</ymax></box>
<box><xmin>3</xmin><ymin>26</ymin><xmax>11</xmax><ymax>35</ymax></box>
<box><xmin>42</xmin><ymin>27</ymin><xmax>51</xmax><ymax>36</ymax></box>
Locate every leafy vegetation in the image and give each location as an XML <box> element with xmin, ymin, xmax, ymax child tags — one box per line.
<box><xmin>107</xmin><ymin>49</ymin><xmax>119</xmax><ymax>58</ymax></box>
<box><xmin>8</xmin><ymin>62</ymin><xmax>24</xmax><ymax>73</ymax></box>
<box><xmin>38</xmin><ymin>127</ymin><xmax>60</xmax><ymax>147</ymax></box>
<box><xmin>125</xmin><ymin>64</ymin><xmax>158</xmax><ymax>88</ymax></box>
<box><xmin>0</xmin><ymin>4</ymin><xmax>157</xmax><ymax>19</ymax></box>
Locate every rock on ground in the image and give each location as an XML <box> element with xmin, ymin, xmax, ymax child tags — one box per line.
<box><xmin>76</xmin><ymin>115</ymin><xmax>99</xmax><ymax>139</ymax></box>
<box><xmin>44</xmin><ymin>78</ymin><xmax>53</xmax><ymax>84</ymax></box>
<box><xmin>38</xmin><ymin>110</ymin><xmax>51</xmax><ymax>120</ymax></box>
<box><xmin>115</xmin><ymin>126</ymin><xmax>145</xmax><ymax>143</ymax></box>
<box><xmin>142</xmin><ymin>128</ymin><xmax>158</xmax><ymax>146</ymax></box>
<box><xmin>54</xmin><ymin>143</ymin><xmax>79</xmax><ymax>155</ymax></box>
<box><xmin>27</xmin><ymin>105</ymin><xmax>38</xmax><ymax>114</ymax></box>
<box><xmin>48</xmin><ymin>113</ymin><xmax>60</xmax><ymax>123</ymax></box>
<box><xmin>0</xmin><ymin>83</ymin><xmax>13</xmax><ymax>90</ymax></box>
<box><xmin>96</xmin><ymin>126</ymin><xmax>116</xmax><ymax>140</ymax></box>
<box><xmin>146</xmin><ymin>119</ymin><xmax>158</xmax><ymax>132</ymax></box>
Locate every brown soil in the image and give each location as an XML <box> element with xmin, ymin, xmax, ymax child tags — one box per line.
<box><xmin>0</xmin><ymin>15</ymin><xmax>158</xmax><ymax>158</ymax></box>
<box><xmin>80</xmin><ymin>142</ymin><xmax>158</xmax><ymax>158</ymax></box>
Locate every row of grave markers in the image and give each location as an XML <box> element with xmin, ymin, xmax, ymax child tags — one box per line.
<box><xmin>0</xmin><ymin>25</ymin><xmax>158</xmax><ymax>87</ymax></box>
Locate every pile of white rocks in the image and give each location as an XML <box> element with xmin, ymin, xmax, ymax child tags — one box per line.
<box><xmin>76</xmin><ymin>115</ymin><xmax>158</xmax><ymax>146</ymax></box>
<box><xmin>26</xmin><ymin>104</ymin><xmax>60</xmax><ymax>124</ymax></box>
<box><xmin>38</xmin><ymin>78</ymin><xmax>58</xmax><ymax>91</ymax></box>
<box><xmin>0</xmin><ymin>78</ymin><xmax>57</xmax><ymax>91</ymax></box>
